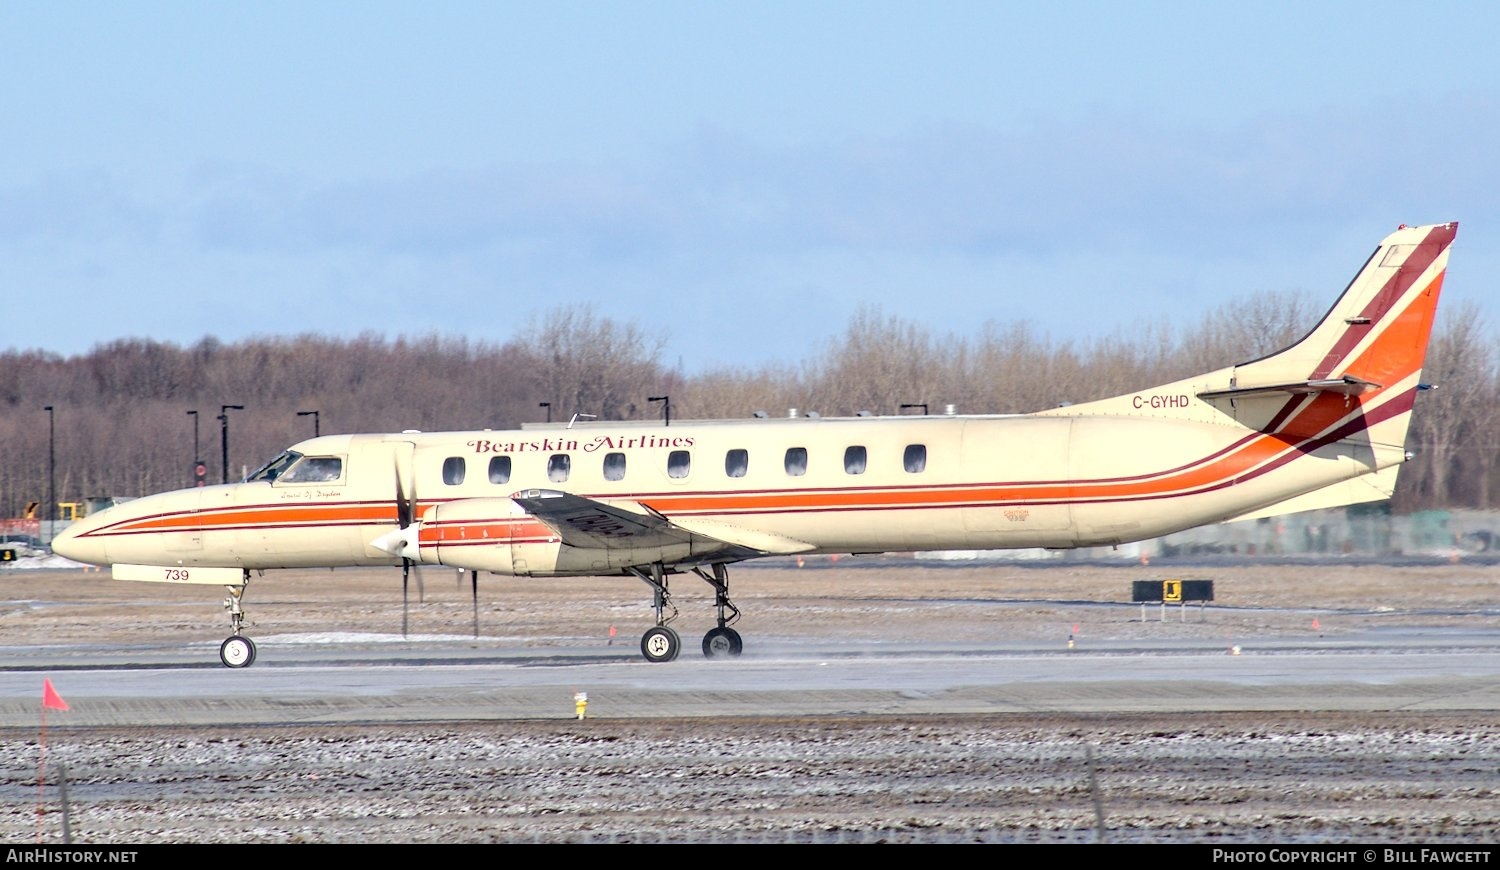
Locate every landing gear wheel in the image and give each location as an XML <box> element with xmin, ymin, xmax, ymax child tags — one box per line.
<box><xmin>220</xmin><ymin>635</ymin><xmax>257</xmax><ymax>669</ymax></box>
<box><xmin>702</xmin><ymin>626</ymin><xmax>744</xmax><ymax>658</ymax></box>
<box><xmin>641</xmin><ymin>625</ymin><xmax>681</xmax><ymax>663</ymax></box>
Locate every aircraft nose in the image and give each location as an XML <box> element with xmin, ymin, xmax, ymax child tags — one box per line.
<box><xmin>50</xmin><ymin>521</ymin><xmax>108</xmax><ymax>566</ymax></box>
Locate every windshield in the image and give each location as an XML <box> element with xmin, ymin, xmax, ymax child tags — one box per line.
<box><xmin>245</xmin><ymin>451</ymin><xmax>302</xmax><ymax>483</ymax></box>
<box><xmin>280</xmin><ymin>456</ymin><xmax>343</xmax><ymax>483</ymax></box>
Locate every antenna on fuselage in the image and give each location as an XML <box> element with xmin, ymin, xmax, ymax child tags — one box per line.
<box><xmin>567</xmin><ymin>413</ymin><xmax>597</xmax><ymax>429</ymax></box>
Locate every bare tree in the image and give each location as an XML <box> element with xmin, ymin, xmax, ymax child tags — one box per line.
<box><xmin>1399</xmin><ymin>302</ymin><xmax>1494</xmax><ymax>512</ymax></box>
<box><xmin>806</xmin><ymin>305</ymin><xmax>950</xmax><ymax>416</ymax></box>
<box><xmin>4</xmin><ymin>291</ymin><xmax>1499</xmax><ymax>522</ymax></box>
<box><xmin>519</xmin><ymin>305</ymin><xmax>669</xmax><ymax>422</ymax></box>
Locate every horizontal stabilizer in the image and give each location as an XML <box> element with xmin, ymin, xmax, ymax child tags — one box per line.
<box><xmin>1198</xmin><ymin>375</ymin><xmax>1382</xmax><ymax>401</ymax></box>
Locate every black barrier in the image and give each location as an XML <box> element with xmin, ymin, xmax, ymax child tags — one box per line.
<box><xmin>1132</xmin><ymin>579</ymin><xmax>1214</xmax><ymax>603</ymax></box>
<box><xmin>1132</xmin><ymin>579</ymin><xmax>1214</xmax><ymax>622</ymax></box>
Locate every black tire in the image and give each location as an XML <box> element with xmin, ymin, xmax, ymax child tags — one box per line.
<box><xmin>702</xmin><ymin>626</ymin><xmax>744</xmax><ymax>658</ymax></box>
<box><xmin>220</xmin><ymin>635</ymin><xmax>256</xmax><ymax>669</ymax></box>
<box><xmin>641</xmin><ymin>625</ymin><xmax>681</xmax><ymax>663</ymax></box>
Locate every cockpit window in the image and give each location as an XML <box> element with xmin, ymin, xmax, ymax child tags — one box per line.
<box><xmin>279</xmin><ymin>456</ymin><xmax>343</xmax><ymax>483</ymax></box>
<box><xmin>245</xmin><ymin>451</ymin><xmax>302</xmax><ymax>482</ymax></box>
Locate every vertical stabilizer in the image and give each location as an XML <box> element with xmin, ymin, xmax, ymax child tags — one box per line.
<box><xmin>1216</xmin><ymin>222</ymin><xmax>1456</xmax><ymax>403</ymax></box>
<box><xmin>1199</xmin><ymin>222</ymin><xmax>1456</xmax><ymax>449</ymax></box>
<box><xmin>1038</xmin><ymin>222</ymin><xmax>1457</xmax><ymax>519</ymax></box>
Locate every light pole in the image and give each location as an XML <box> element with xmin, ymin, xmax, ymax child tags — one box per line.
<box><xmin>44</xmin><ymin>405</ymin><xmax>54</xmax><ymax>535</ymax></box>
<box><xmin>186</xmin><ymin>410</ymin><xmax>201</xmax><ymax>486</ymax></box>
<box><xmin>219</xmin><ymin>404</ymin><xmax>244</xmax><ymax>484</ymax></box>
<box><xmin>539</xmin><ymin>402</ymin><xmax>552</xmax><ymax>423</ymax></box>
<box><xmin>297</xmin><ymin>410</ymin><xmax>320</xmax><ymax>437</ymax></box>
<box><xmin>649</xmin><ymin>395</ymin><xmax>671</xmax><ymax>426</ymax></box>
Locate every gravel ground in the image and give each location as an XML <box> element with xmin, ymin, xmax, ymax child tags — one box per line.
<box><xmin>5</xmin><ymin>713</ymin><xmax>1499</xmax><ymax>844</ymax></box>
<box><xmin>3</xmin><ymin>556</ymin><xmax>1499</xmax><ymax>844</ymax></box>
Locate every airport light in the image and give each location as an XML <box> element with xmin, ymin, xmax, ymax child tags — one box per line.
<box><xmin>44</xmin><ymin>405</ymin><xmax>55</xmax><ymax>534</ymax></box>
<box><xmin>648</xmin><ymin>395</ymin><xmax>671</xmax><ymax>426</ymax></box>
<box><xmin>539</xmin><ymin>402</ymin><xmax>552</xmax><ymax>423</ymax></box>
<box><xmin>187</xmin><ymin>410</ymin><xmax>204</xmax><ymax>486</ymax></box>
<box><xmin>297</xmin><ymin>410</ymin><xmax>320</xmax><ymax>437</ymax></box>
<box><xmin>219</xmin><ymin>404</ymin><xmax>245</xmax><ymax>484</ymax></box>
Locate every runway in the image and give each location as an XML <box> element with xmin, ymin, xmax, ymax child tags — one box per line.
<box><xmin>3</xmin><ymin>559</ymin><xmax>1500</xmax><ymax>727</ymax></box>
<box><xmin>3</xmin><ymin>625</ymin><xmax>1499</xmax><ymax>727</ymax></box>
<box><xmin>5</xmin><ymin>563</ymin><xmax>1500</xmax><ymax>843</ymax></box>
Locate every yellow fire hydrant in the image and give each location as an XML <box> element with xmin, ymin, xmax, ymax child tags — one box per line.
<box><xmin>574</xmin><ymin>691</ymin><xmax>588</xmax><ymax>720</ymax></box>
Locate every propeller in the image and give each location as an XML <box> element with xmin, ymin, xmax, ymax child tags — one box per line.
<box><xmin>470</xmin><ymin>569</ymin><xmax>479</xmax><ymax>639</ymax></box>
<box><xmin>394</xmin><ymin>460</ymin><xmax>425</xmax><ymax>637</ymax></box>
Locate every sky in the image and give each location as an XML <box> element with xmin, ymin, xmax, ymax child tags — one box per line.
<box><xmin>3</xmin><ymin>1</ymin><xmax>1497</xmax><ymax>374</ymax></box>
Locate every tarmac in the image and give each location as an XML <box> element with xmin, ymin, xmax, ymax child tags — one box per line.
<box><xmin>2</xmin><ymin>626</ymin><xmax>1499</xmax><ymax>727</ymax></box>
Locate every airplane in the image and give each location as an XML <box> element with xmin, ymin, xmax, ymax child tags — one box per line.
<box><xmin>51</xmin><ymin>221</ymin><xmax>1459</xmax><ymax>668</ymax></box>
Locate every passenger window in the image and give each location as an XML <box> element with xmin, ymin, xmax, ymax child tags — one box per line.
<box><xmin>904</xmin><ymin>444</ymin><xmax>927</xmax><ymax>474</ymax></box>
<box><xmin>442</xmin><ymin>457</ymin><xmax>466</xmax><ymax>485</ymax></box>
<box><xmin>548</xmin><ymin>453</ymin><xmax>571</xmax><ymax>483</ymax></box>
<box><xmin>725</xmin><ymin>448</ymin><xmax>749</xmax><ymax>478</ymax></box>
<box><xmin>668</xmin><ymin>450</ymin><xmax>691</xmax><ymax>479</ymax></box>
<box><xmin>784</xmin><ymin>447</ymin><xmax>807</xmax><ymax>477</ymax></box>
<box><xmin>281</xmin><ymin>456</ymin><xmax>342</xmax><ymax>483</ymax></box>
<box><xmin>844</xmin><ymin>446</ymin><xmax>867</xmax><ymax>475</ymax></box>
<box><xmin>603</xmin><ymin>452</ymin><xmax>626</xmax><ymax>481</ymax></box>
<box><xmin>488</xmin><ymin>456</ymin><xmax>511</xmax><ymax>485</ymax></box>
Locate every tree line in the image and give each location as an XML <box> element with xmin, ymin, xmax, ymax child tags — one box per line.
<box><xmin>1</xmin><ymin>295</ymin><xmax>1494</xmax><ymax>520</ymax></box>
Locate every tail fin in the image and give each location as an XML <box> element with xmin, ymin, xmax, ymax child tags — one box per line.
<box><xmin>1198</xmin><ymin>222</ymin><xmax>1456</xmax><ymax>448</ymax></box>
<box><xmin>1041</xmin><ymin>222</ymin><xmax>1457</xmax><ymax>518</ymax></box>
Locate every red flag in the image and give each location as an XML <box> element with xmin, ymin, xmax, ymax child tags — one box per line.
<box><xmin>41</xmin><ymin>679</ymin><xmax>68</xmax><ymax>712</ymax></box>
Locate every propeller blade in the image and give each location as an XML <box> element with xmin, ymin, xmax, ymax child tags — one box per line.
<box><xmin>395</xmin><ymin>466</ymin><xmax>413</xmax><ymax>528</ymax></box>
<box><xmin>395</xmin><ymin>451</ymin><xmax>418</xmax><ymax>635</ymax></box>
<box><xmin>402</xmin><ymin>558</ymin><xmax>410</xmax><ymax>638</ymax></box>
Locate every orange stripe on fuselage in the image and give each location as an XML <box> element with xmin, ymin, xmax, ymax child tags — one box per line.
<box><xmin>100</xmin><ymin>502</ymin><xmax>397</xmax><ymax>536</ymax></box>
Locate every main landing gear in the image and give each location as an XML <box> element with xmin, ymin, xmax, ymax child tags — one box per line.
<box><xmin>218</xmin><ymin>572</ymin><xmax>258</xmax><ymax>668</ymax></box>
<box><xmin>627</xmin><ymin>561</ymin><xmax>743</xmax><ymax>663</ymax></box>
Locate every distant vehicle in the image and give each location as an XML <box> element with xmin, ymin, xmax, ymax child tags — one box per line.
<box><xmin>52</xmin><ymin>222</ymin><xmax>1460</xmax><ymax>668</ymax></box>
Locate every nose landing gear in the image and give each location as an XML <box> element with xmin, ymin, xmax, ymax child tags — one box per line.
<box><xmin>218</xmin><ymin>574</ymin><xmax>258</xmax><ymax>668</ymax></box>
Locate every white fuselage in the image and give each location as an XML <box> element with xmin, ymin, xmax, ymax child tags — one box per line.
<box><xmin>53</xmin><ymin>412</ymin><xmax>1397</xmax><ymax>577</ymax></box>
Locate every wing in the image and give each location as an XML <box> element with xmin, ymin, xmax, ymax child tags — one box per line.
<box><xmin>510</xmin><ymin>488</ymin><xmax>815</xmax><ymax>560</ymax></box>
